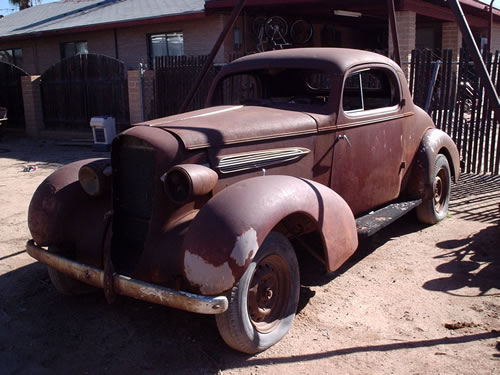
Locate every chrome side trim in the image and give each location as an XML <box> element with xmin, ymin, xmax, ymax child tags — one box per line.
<box><xmin>26</xmin><ymin>240</ymin><xmax>228</xmax><ymax>315</ymax></box>
<box><xmin>217</xmin><ymin>147</ymin><xmax>311</xmax><ymax>174</ymax></box>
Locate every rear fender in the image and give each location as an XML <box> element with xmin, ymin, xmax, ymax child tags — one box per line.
<box><xmin>182</xmin><ymin>175</ymin><xmax>358</xmax><ymax>295</ymax></box>
<box><xmin>407</xmin><ymin>129</ymin><xmax>460</xmax><ymax>200</ymax></box>
<box><xmin>28</xmin><ymin>159</ymin><xmax>111</xmax><ymax>267</ymax></box>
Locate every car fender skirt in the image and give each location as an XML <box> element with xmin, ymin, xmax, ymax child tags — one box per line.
<box><xmin>183</xmin><ymin>176</ymin><xmax>358</xmax><ymax>295</ymax></box>
<box><xmin>408</xmin><ymin>129</ymin><xmax>460</xmax><ymax>200</ymax></box>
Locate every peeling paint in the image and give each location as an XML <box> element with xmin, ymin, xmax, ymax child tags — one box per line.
<box><xmin>139</xmin><ymin>286</ymin><xmax>165</xmax><ymax>302</ymax></box>
<box><xmin>231</xmin><ymin>228</ymin><xmax>259</xmax><ymax>267</ymax></box>
<box><xmin>184</xmin><ymin>250</ymin><xmax>235</xmax><ymax>295</ymax></box>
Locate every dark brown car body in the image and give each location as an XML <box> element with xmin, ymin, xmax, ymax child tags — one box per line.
<box><xmin>27</xmin><ymin>48</ymin><xmax>459</xmax><ymax>351</ymax></box>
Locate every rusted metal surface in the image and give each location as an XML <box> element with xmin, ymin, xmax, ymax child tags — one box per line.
<box><xmin>26</xmin><ymin>240</ymin><xmax>228</xmax><ymax>314</ymax></box>
<box><xmin>26</xmin><ymin>48</ymin><xmax>460</xmax><ymax>339</ymax></box>
<box><xmin>141</xmin><ymin>105</ymin><xmax>317</xmax><ymax>150</ymax></box>
<box><xmin>28</xmin><ymin>158</ymin><xmax>112</xmax><ymax>268</ymax></box>
<box><xmin>407</xmin><ymin>128</ymin><xmax>460</xmax><ymax>200</ymax></box>
<box><xmin>182</xmin><ymin>175</ymin><xmax>358</xmax><ymax>295</ymax></box>
<box><xmin>163</xmin><ymin>164</ymin><xmax>218</xmax><ymax>204</ymax></box>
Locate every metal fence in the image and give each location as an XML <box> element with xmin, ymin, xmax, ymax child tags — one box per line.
<box><xmin>40</xmin><ymin>54</ymin><xmax>129</xmax><ymax>131</ymax></box>
<box><xmin>154</xmin><ymin>55</ymin><xmax>221</xmax><ymax>117</ymax></box>
<box><xmin>0</xmin><ymin>62</ymin><xmax>27</xmax><ymax>130</ymax></box>
<box><xmin>409</xmin><ymin>48</ymin><xmax>500</xmax><ymax>175</ymax></box>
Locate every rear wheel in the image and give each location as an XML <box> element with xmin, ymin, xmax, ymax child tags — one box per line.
<box><xmin>216</xmin><ymin>232</ymin><xmax>300</xmax><ymax>354</ymax></box>
<box><xmin>47</xmin><ymin>247</ymin><xmax>96</xmax><ymax>296</ymax></box>
<box><xmin>416</xmin><ymin>154</ymin><xmax>451</xmax><ymax>224</ymax></box>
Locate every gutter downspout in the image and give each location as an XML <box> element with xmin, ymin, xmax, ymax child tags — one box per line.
<box><xmin>448</xmin><ymin>0</ymin><xmax>500</xmax><ymax>123</ymax></box>
<box><xmin>179</xmin><ymin>0</ymin><xmax>248</xmax><ymax>113</ymax></box>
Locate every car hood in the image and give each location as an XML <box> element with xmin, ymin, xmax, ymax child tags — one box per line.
<box><xmin>136</xmin><ymin>105</ymin><xmax>318</xmax><ymax>150</ymax></box>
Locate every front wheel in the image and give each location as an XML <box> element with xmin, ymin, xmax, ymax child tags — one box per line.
<box><xmin>47</xmin><ymin>247</ymin><xmax>96</xmax><ymax>296</ymax></box>
<box><xmin>416</xmin><ymin>154</ymin><xmax>451</xmax><ymax>224</ymax></box>
<box><xmin>215</xmin><ymin>232</ymin><xmax>300</xmax><ymax>354</ymax></box>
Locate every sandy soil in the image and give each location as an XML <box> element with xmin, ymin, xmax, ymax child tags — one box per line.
<box><xmin>0</xmin><ymin>136</ymin><xmax>499</xmax><ymax>375</ymax></box>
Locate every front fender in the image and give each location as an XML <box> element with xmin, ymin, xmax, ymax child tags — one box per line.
<box><xmin>407</xmin><ymin>128</ymin><xmax>460</xmax><ymax>200</ymax></box>
<box><xmin>182</xmin><ymin>176</ymin><xmax>358</xmax><ymax>295</ymax></box>
<box><xmin>28</xmin><ymin>159</ymin><xmax>111</xmax><ymax>267</ymax></box>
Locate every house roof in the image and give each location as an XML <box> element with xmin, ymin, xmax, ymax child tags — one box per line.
<box><xmin>0</xmin><ymin>0</ymin><xmax>206</xmax><ymax>41</ymax></box>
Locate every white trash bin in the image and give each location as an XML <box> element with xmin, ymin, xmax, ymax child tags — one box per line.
<box><xmin>90</xmin><ymin>116</ymin><xmax>116</xmax><ymax>151</ymax></box>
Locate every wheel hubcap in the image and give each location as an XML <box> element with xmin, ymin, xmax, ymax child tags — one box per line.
<box><xmin>433</xmin><ymin>168</ymin><xmax>449</xmax><ymax>213</ymax></box>
<box><xmin>247</xmin><ymin>254</ymin><xmax>290</xmax><ymax>333</ymax></box>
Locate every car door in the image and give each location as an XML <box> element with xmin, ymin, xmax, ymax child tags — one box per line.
<box><xmin>331</xmin><ymin>65</ymin><xmax>409</xmax><ymax>216</ymax></box>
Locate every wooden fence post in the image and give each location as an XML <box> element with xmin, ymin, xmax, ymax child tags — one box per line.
<box><xmin>21</xmin><ymin>75</ymin><xmax>44</xmax><ymax>137</ymax></box>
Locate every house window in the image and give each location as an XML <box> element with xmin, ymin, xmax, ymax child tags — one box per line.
<box><xmin>343</xmin><ymin>68</ymin><xmax>400</xmax><ymax>112</ymax></box>
<box><xmin>149</xmin><ymin>32</ymin><xmax>184</xmax><ymax>65</ymax></box>
<box><xmin>61</xmin><ymin>41</ymin><xmax>88</xmax><ymax>59</ymax></box>
<box><xmin>0</xmin><ymin>48</ymin><xmax>23</xmax><ymax>66</ymax></box>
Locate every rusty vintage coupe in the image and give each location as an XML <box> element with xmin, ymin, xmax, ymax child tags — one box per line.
<box><xmin>27</xmin><ymin>48</ymin><xmax>460</xmax><ymax>353</ymax></box>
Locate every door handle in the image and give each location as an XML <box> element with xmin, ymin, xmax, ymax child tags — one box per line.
<box><xmin>336</xmin><ymin>134</ymin><xmax>352</xmax><ymax>147</ymax></box>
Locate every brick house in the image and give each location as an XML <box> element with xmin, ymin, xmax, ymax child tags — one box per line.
<box><xmin>1</xmin><ymin>0</ymin><xmax>500</xmax><ymax>76</ymax></box>
<box><xmin>0</xmin><ymin>0</ymin><xmax>224</xmax><ymax>74</ymax></box>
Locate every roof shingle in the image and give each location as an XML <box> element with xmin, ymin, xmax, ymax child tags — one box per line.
<box><xmin>0</xmin><ymin>0</ymin><xmax>206</xmax><ymax>39</ymax></box>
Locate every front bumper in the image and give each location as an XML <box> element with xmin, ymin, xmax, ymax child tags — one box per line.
<box><xmin>26</xmin><ymin>240</ymin><xmax>228</xmax><ymax>315</ymax></box>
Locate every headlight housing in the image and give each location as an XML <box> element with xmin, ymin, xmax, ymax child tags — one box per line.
<box><xmin>78</xmin><ymin>159</ymin><xmax>112</xmax><ymax>197</ymax></box>
<box><xmin>162</xmin><ymin>164</ymin><xmax>218</xmax><ymax>205</ymax></box>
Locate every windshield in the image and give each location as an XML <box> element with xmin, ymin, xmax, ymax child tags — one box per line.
<box><xmin>211</xmin><ymin>68</ymin><xmax>331</xmax><ymax>108</ymax></box>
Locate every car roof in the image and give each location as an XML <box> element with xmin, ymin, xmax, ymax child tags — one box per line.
<box><xmin>222</xmin><ymin>48</ymin><xmax>402</xmax><ymax>76</ymax></box>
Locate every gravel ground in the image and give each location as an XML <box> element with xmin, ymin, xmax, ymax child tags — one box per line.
<box><xmin>0</xmin><ymin>136</ymin><xmax>498</xmax><ymax>375</ymax></box>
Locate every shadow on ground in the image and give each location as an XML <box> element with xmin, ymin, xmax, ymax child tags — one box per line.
<box><xmin>450</xmin><ymin>173</ymin><xmax>500</xmax><ymax>224</ymax></box>
<box><xmin>423</xmin><ymin>224</ymin><xmax>500</xmax><ymax>297</ymax></box>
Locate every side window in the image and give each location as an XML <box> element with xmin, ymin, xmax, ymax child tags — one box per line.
<box><xmin>343</xmin><ymin>68</ymin><xmax>400</xmax><ymax>113</ymax></box>
<box><xmin>61</xmin><ymin>41</ymin><xmax>88</xmax><ymax>59</ymax></box>
<box><xmin>149</xmin><ymin>32</ymin><xmax>184</xmax><ymax>66</ymax></box>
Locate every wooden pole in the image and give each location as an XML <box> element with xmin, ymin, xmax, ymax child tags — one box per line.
<box><xmin>387</xmin><ymin>0</ymin><xmax>401</xmax><ymax>66</ymax></box>
<box><xmin>179</xmin><ymin>0</ymin><xmax>248</xmax><ymax>113</ymax></box>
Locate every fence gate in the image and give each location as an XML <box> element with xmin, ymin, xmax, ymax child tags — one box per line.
<box><xmin>154</xmin><ymin>55</ymin><xmax>221</xmax><ymax>117</ymax></box>
<box><xmin>0</xmin><ymin>62</ymin><xmax>27</xmax><ymax>130</ymax></box>
<box><xmin>40</xmin><ymin>54</ymin><xmax>129</xmax><ymax>131</ymax></box>
<box><xmin>409</xmin><ymin>48</ymin><xmax>500</xmax><ymax>175</ymax></box>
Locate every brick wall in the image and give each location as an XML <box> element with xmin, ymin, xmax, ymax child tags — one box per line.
<box><xmin>389</xmin><ymin>11</ymin><xmax>416</xmax><ymax>78</ymax></box>
<box><xmin>490</xmin><ymin>23</ymin><xmax>500</xmax><ymax>52</ymax></box>
<box><xmin>0</xmin><ymin>14</ymin><xmax>225</xmax><ymax>75</ymax></box>
<box><xmin>20</xmin><ymin>75</ymin><xmax>43</xmax><ymax>137</ymax></box>
<box><xmin>442</xmin><ymin>22</ymin><xmax>462</xmax><ymax>62</ymax></box>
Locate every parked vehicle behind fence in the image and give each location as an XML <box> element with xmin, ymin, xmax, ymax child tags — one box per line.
<box><xmin>26</xmin><ymin>48</ymin><xmax>460</xmax><ymax>353</ymax></box>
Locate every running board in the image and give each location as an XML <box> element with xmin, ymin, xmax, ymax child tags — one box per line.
<box><xmin>356</xmin><ymin>199</ymin><xmax>422</xmax><ymax>238</ymax></box>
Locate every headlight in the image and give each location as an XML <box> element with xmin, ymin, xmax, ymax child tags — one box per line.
<box><xmin>78</xmin><ymin>160</ymin><xmax>112</xmax><ymax>197</ymax></box>
<box><xmin>162</xmin><ymin>164</ymin><xmax>218</xmax><ymax>205</ymax></box>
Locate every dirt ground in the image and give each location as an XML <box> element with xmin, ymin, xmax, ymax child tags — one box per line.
<box><xmin>0</xmin><ymin>136</ymin><xmax>499</xmax><ymax>375</ymax></box>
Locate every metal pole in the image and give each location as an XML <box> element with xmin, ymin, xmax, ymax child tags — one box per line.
<box><xmin>425</xmin><ymin>61</ymin><xmax>441</xmax><ymax>113</ymax></box>
<box><xmin>448</xmin><ymin>0</ymin><xmax>500</xmax><ymax>122</ymax></box>
<box><xmin>387</xmin><ymin>0</ymin><xmax>401</xmax><ymax>65</ymax></box>
<box><xmin>179</xmin><ymin>0</ymin><xmax>248</xmax><ymax>113</ymax></box>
